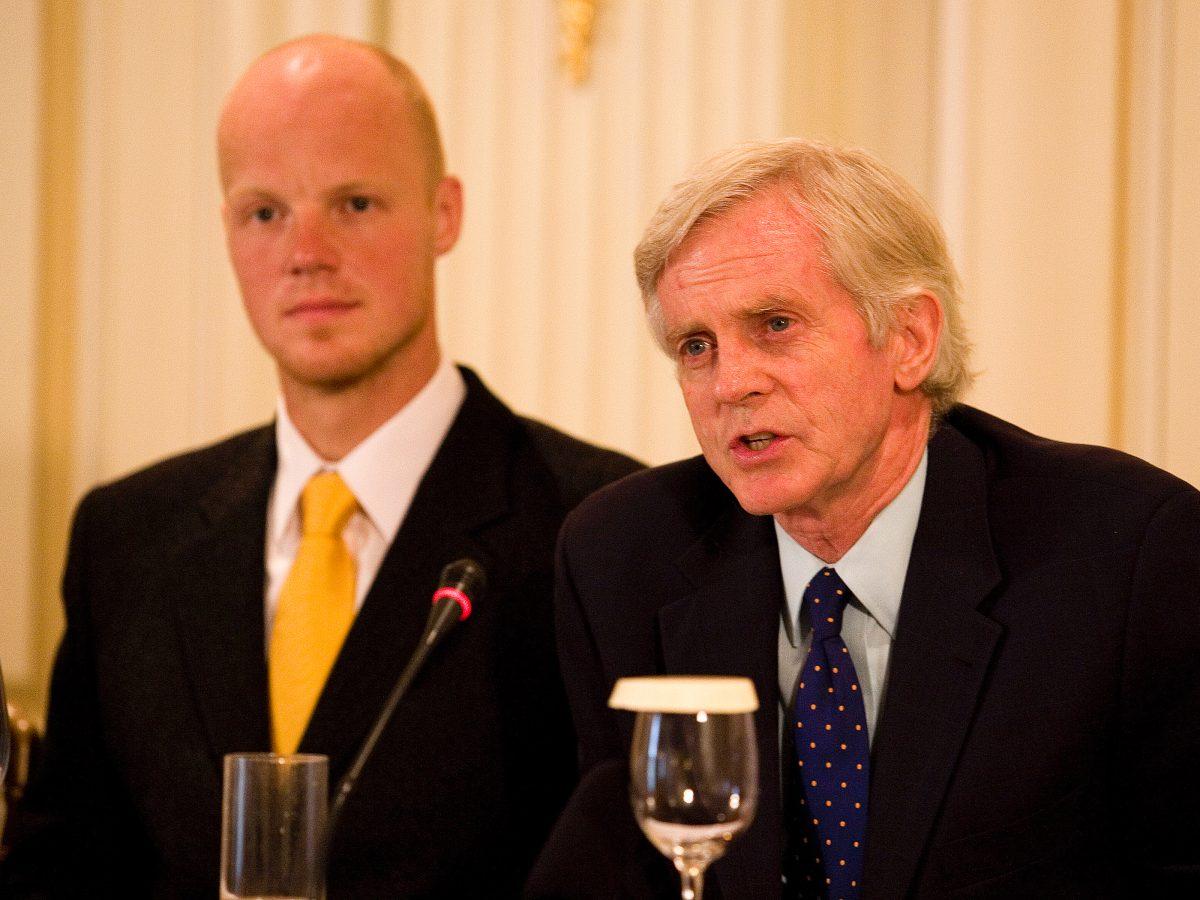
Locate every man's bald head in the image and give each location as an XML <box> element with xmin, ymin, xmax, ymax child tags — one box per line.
<box><xmin>216</xmin><ymin>32</ymin><xmax>465</xmax><ymax>423</ymax></box>
<box><xmin>217</xmin><ymin>34</ymin><xmax>445</xmax><ymax>194</ymax></box>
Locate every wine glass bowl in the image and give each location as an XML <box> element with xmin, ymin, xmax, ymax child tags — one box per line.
<box><xmin>611</xmin><ymin>676</ymin><xmax>759</xmax><ymax>900</ymax></box>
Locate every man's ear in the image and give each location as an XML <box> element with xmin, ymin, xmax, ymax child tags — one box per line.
<box><xmin>891</xmin><ymin>291</ymin><xmax>942</xmax><ymax>392</ymax></box>
<box><xmin>432</xmin><ymin>175</ymin><xmax>463</xmax><ymax>256</ymax></box>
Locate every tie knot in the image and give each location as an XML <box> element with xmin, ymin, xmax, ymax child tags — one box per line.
<box><xmin>300</xmin><ymin>471</ymin><xmax>358</xmax><ymax>537</ymax></box>
<box><xmin>803</xmin><ymin>567</ymin><xmax>852</xmax><ymax>638</ymax></box>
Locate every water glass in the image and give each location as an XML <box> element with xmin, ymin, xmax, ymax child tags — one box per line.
<box><xmin>611</xmin><ymin>676</ymin><xmax>759</xmax><ymax>900</ymax></box>
<box><xmin>221</xmin><ymin>752</ymin><xmax>328</xmax><ymax>900</ymax></box>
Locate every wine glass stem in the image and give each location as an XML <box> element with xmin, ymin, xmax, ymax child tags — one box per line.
<box><xmin>676</xmin><ymin>861</ymin><xmax>706</xmax><ymax>900</ymax></box>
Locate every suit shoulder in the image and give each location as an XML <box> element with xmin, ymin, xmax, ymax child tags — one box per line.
<box><xmin>563</xmin><ymin>455</ymin><xmax>725</xmax><ymax>540</ymax></box>
<box><xmin>82</xmin><ymin>425</ymin><xmax>273</xmax><ymax>510</ymax></box>
<box><xmin>517</xmin><ymin>417</ymin><xmax>645</xmax><ymax>509</ymax></box>
<box><xmin>946</xmin><ymin>405</ymin><xmax>1198</xmax><ymax>510</ymax></box>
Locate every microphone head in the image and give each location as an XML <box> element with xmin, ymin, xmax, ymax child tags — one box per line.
<box><xmin>432</xmin><ymin>558</ymin><xmax>487</xmax><ymax>621</ymax></box>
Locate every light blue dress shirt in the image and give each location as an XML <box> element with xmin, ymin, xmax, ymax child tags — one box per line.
<box><xmin>776</xmin><ymin>450</ymin><xmax>928</xmax><ymax>747</ymax></box>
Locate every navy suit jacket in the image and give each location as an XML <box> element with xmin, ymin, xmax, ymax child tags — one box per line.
<box><xmin>533</xmin><ymin>406</ymin><xmax>1200</xmax><ymax>898</ymax></box>
<box><xmin>2</xmin><ymin>368</ymin><xmax>642</xmax><ymax>898</ymax></box>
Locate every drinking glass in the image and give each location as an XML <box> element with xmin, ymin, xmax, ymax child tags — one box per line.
<box><xmin>610</xmin><ymin>676</ymin><xmax>759</xmax><ymax>900</ymax></box>
<box><xmin>220</xmin><ymin>753</ymin><xmax>328</xmax><ymax>900</ymax></box>
<box><xmin>0</xmin><ymin>660</ymin><xmax>10</xmax><ymax>783</ymax></box>
<box><xmin>1</xmin><ymin>659</ymin><xmax>10</xmax><ymax>837</ymax></box>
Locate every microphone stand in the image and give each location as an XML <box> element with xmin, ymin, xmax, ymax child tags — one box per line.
<box><xmin>316</xmin><ymin>559</ymin><xmax>485</xmax><ymax>882</ymax></box>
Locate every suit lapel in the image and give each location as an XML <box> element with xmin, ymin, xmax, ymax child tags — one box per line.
<box><xmin>300</xmin><ymin>371</ymin><xmax>515</xmax><ymax>780</ymax></box>
<box><xmin>657</xmin><ymin>498</ymin><xmax>784</xmax><ymax>900</ymax></box>
<box><xmin>863</xmin><ymin>423</ymin><xmax>1003</xmax><ymax>896</ymax></box>
<box><xmin>169</xmin><ymin>428</ymin><xmax>275</xmax><ymax>761</ymax></box>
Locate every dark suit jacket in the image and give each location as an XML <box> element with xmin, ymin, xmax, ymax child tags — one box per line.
<box><xmin>2</xmin><ymin>367</ymin><xmax>642</xmax><ymax>899</ymax></box>
<box><xmin>532</xmin><ymin>405</ymin><xmax>1200</xmax><ymax>898</ymax></box>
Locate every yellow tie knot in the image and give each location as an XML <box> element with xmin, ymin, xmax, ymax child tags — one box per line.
<box><xmin>301</xmin><ymin>471</ymin><xmax>358</xmax><ymax>537</ymax></box>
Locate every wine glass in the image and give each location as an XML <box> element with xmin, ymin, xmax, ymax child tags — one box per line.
<box><xmin>610</xmin><ymin>676</ymin><xmax>759</xmax><ymax>900</ymax></box>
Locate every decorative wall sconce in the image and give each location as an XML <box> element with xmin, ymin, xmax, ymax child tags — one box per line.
<box><xmin>557</xmin><ymin>0</ymin><xmax>597</xmax><ymax>85</ymax></box>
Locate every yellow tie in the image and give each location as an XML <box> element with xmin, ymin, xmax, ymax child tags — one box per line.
<box><xmin>269</xmin><ymin>471</ymin><xmax>359</xmax><ymax>754</ymax></box>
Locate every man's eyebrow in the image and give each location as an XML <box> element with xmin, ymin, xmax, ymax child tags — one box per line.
<box><xmin>660</xmin><ymin>297</ymin><xmax>807</xmax><ymax>345</ymax></box>
<box><xmin>738</xmin><ymin>296</ymin><xmax>816</xmax><ymax>326</ymax></box>
<box><xmin>738</xmin><ymin>300</ymin><xmax>790</xmax><ymax>319</ymax></box>
<box><xmin>328</xmin><ymin>181</ymin><xmax>373</xmax><ymax>195</ymax></box>
<box><xmin>225</xmin><ymin>186</ymin><xmax>276</xmax><ymax>202</ymax></box>
<box><xmin>322</xmin><ymin>180</ymin><xmax>391</xmax><ymax>200</ymax></box>
<box><xmin>661</xmin><ymin>321</ymin><xmax>706</xmax><ymax>347</ymax></box>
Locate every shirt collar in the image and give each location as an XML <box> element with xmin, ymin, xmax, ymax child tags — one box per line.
<box><xmin>776</xmin><ymin>448</ymin><xmax>928</xmax><ymax>640</ymax></box>
<box><xmin>269</xmin><ymin>359</ymin><xmax>466</xmax><ymax>547</ymax></box>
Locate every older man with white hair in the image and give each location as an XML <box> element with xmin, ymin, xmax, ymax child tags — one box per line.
<box><xmin>532</xmin><ymin>138</ymin><xmax>1200</xmax><ymax>899</ymax></box>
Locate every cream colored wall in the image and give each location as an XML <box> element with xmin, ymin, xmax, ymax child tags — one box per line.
<box><xmin>4</xmin><ymin>0</ymin><xmax>1198</xmax><ymax>714</ymax></box>
<box><xmin>1</xmin><ymin>1</ymin><xmax>41</xmax><ymax>687</ymax></box>
<box><xmin>962</xmin><ymin>1</ymin><xmax>1123</xmax><ymax>446</ymax></box>
<box><xmin>1149</xmin><ymin>1</ymin><xmax>1200</xmax><ymax>485</ymax></box>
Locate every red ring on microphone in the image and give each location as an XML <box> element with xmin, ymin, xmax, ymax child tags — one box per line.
<box><xmin>432</xmin><ymin>586</ymin><xmax>472</xmax><ymax>621</ymax></box>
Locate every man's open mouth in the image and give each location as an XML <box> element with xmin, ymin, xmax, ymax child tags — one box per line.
<box><xmin>739</xmin><ymin>432</ymin><xmax>777</xmax><ymax>451</ymax></box>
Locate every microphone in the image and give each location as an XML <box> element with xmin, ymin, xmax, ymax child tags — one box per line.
<box><xmin>424</xmin><ymin>557</ymin><xmax>486</xmax><ymax>647</ymax></box>
<box><xmin>325</xmin><ymin>559</ymin><xmax>487</xmax><ymax>844</ymax></box>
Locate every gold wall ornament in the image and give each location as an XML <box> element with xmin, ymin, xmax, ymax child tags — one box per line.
<box><xmin>557</xmin><ymin>0</ymin><xmax>598</xmax><ymax>85</ymax></box>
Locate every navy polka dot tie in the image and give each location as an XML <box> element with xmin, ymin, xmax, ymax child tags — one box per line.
<box><xmin>787</xmin><ymin>567</ymin><xmax>869</xmax><ymax>899</ymax></box>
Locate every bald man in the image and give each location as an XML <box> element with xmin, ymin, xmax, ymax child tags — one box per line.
<box><xmin>1</xmin><ymin>35</ymin><xmax>639</xmax><ymax>898</ymax></box>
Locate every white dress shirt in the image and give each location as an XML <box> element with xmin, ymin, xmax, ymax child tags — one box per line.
<box><xmin>264</xmin><ymin>359</ymin><xmax>466</xmax><ymax>637</ymax></box>
<box><xmin>776</xmin><ymin>450</ymin><xmax>928</xmax><ymax>746</ymax></box>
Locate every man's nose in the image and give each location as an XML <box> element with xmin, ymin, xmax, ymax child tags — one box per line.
<box><xmin>288</xmin><ymin>211</ymin><xmax>339</xmax><ymax>275</ymax></box>
<box><xmin>711</xmin><ymin>346</ymin><xmax>773</xmax><ymax>404</ymax></box>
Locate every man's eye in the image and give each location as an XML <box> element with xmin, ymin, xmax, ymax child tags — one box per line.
<box><xmin>682</xmin><ymin>338</ymin><xmax>710</xmax><ymax>357</ymax></box>
<box><xmin>348</xmin><ymin>196</ymin><xmax>371</xmax><ymax>212</ymax></box>
<box><xmin>253</xmin><ymin>207</ymin><xmax>275</xmax><ymax>223</ymax></box>
<box><xmin>766</xmin><ymin>316</ymin><xmax>791</xmax><ymax>332</ymax></box>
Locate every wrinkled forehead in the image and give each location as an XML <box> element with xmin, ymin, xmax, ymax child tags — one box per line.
<box><xmin>663</xmin><ymin>187</ymin><xmax>820</xmax><ymax>280</ymax></box>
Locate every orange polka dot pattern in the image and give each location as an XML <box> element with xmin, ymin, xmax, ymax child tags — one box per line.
<box><xmin>787</xmin><ymin>568</ymin><xmax>868</xmax><ymax>899</ymax></box>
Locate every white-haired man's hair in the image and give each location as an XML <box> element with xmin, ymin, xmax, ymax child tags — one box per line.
<box><xmin>634</xmin><ymin>137</ymin><xmax>974</xmax><ymax>414</ymax></box>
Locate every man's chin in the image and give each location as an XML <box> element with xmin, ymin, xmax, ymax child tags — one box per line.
<box><xmin>277</xmin><ymin>358</ymin><xmax>373</xmax><ymax>395</ymax></box>
<box><xmin>710</xmin><ymin>468</ymin><xmax>793</xmax><ymax>519</ymax></box>
<box><xmin>733</xmin><ymin>495</ymin><xmax>787</xmax><ymax>518</ymax></box>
